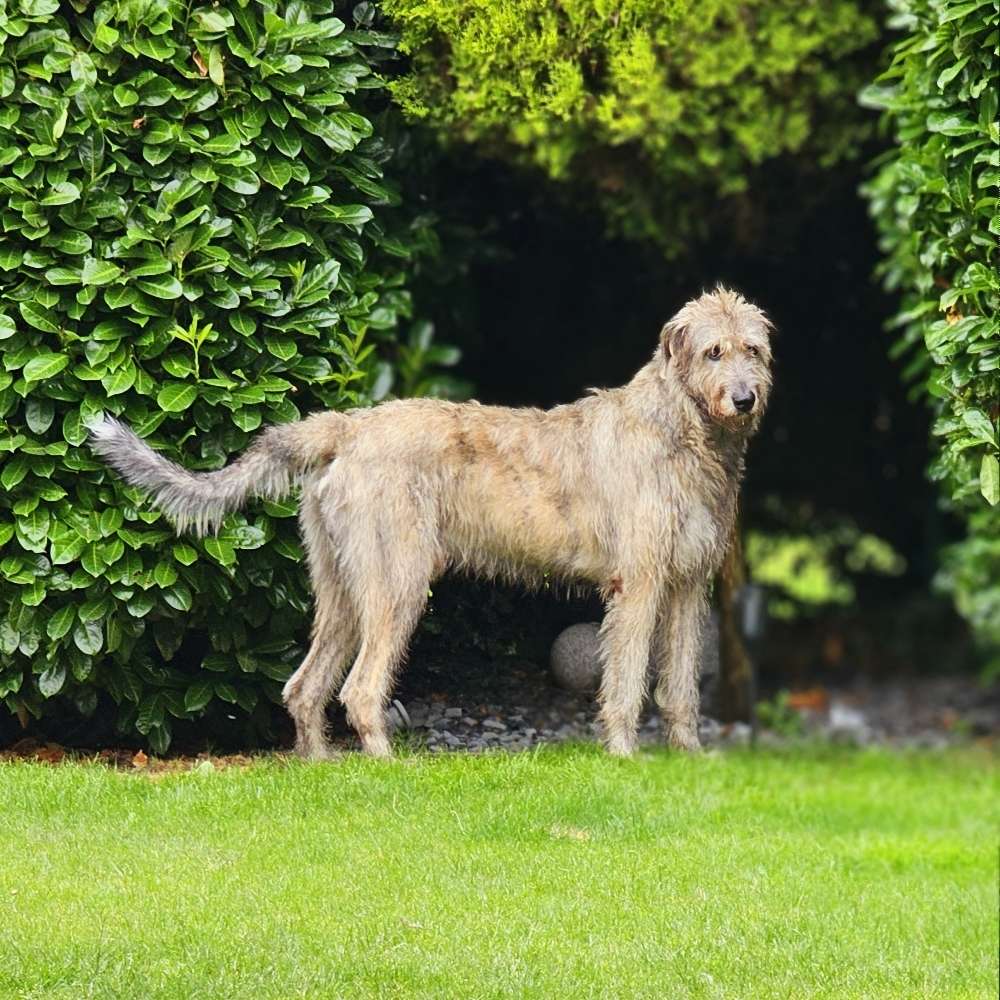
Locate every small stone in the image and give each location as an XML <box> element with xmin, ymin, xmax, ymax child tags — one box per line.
<box><xmin>698</xmin><ymin>717</ymin><xmax>722</xmax><ymax>744</ymax></box>
<box><xmin>725</xmin><ymin>722</ymin><xmax>752</xmax><ymax>745</ymax></box>
<box><xmin>757</xmin><ymin>729</ymin><xmax>785</xmax><ymax>748</ymax></box>
<box><xmin>828</xmin><ymin>701</ymin><xmax>868</xmax><ymax>732</ymax></box>
<box><xmin>445</xmin><ymin>707</ymin><xmax>463</xmax><ymax>719</ymax></box>
<box><xmin>482</xmin><ymin>718</ymin><xmax>506</xmax><ymax>732</ymax></box>
<box><xmin>461</xmin><ymin>717</ymin><xmax>478</xmax><ymax>727</ymax></box>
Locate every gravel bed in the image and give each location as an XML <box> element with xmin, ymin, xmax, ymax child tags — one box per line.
<box><xmin>386</xmin><ymin>674</ymin><xmax>999</xmax><ymax>754</ymax></box>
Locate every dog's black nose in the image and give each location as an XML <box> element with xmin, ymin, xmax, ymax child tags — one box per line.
<box><xmin>732</xmin><ymin>391</ymin><xmax>756</xmax><ymax>413</ymax></box>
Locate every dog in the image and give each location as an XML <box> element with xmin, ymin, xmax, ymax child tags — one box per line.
<box><xmin>89</xmin><ymin>287</ymin><xmax>773</xmax><ymax>758</ymax></box>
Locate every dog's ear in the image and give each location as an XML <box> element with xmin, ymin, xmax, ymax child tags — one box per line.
<box><xmin>660</xmin><ymin>317</ymin><xmax>687</xmax><ymax>363</ymax></box>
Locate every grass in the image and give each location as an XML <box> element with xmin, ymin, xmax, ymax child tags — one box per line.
<box><xmin>0</xmin><ymin>745</ymin><xmax>996</xmax><ymax>1000</ymax></box>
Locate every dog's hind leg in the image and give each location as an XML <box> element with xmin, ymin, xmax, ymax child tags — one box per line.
<box><xmin>338</xmin><ymin>581</ymin><xmax>428</xmax><ymax>758</ymax></box>
<box><xmin>597</xmin><ymin>577</ymin><xmax>660</xmax><ymax>756</ymax></box>
<box><xmin>283</xmin><ymin>491</ymin><xmax>358</xmax><ymax>760</ymax></box>
<box><xmin>337</xmin><ymin>501</ymin><xmax>436</xmax><ymax>757</ymax></box>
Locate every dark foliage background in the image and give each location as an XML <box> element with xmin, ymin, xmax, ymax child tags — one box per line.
<box><xmin>398</xmin><ymin>143</ymin><xmax>974</xmax><ymax>690</ymax></box>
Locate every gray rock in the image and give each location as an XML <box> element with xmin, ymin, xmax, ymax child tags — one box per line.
<box><xmin>444</xmin><ymin>707</ymin><xmax>463</xmax><ymax>719</ymax></box>
<box><xmin>550</xmin><ymin>614</ymin><xmax>721</xmax><ymax>695</ymax></box>
<box><xmin>482</xmin><ymin>718</ymin><xmax>506</xmax><ymax>731</ymax></box>
<box><xmin>387</xmin><ymin>699</ymin><xmax>410</xmax><ymax>732</ymax></box>
<box><xmin>550</xmin><ymin>623</ymin><xmax>604</xmax><ymax>692</ymax></box>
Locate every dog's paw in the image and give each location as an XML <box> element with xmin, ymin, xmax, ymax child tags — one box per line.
<box><xmin>294</xmin><ymin>740</ymin><xmax>340</xmax><ymax>762</ymax></box>
<box><xmin>667</xmin><ymin>726</ymin><xmax>701</xmax><ymax>752</ymax></box>
<box><xmin>360</xmin><ymin>731</ymin><xmax>394</xmax><ymax>759</ymax></box>
<box><xmin>604</xmin><ymin>733</ymin><xmax>638</xmax><ymax>758</ymax></box>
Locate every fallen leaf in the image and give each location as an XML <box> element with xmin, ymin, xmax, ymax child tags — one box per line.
<box><xmin>36</xmin><ymin>744</ymin><xmax>65</xmax><ymax>764</ymax></box>
<box><xmin>193</xmin><ymin>51</ymin><xmax>208</xmax><ymax>77</ymax></box>
<box><xmin>549</xmin><ymin>824</ymin><xmax>590</xmax><ymax>841</ymax></box>
<box><xmin>787</xmin><ymin>688</ymin><xmax>829</xmax><ymax>712</ymax></box>
<box><xmin>132</xmin><ymin>116</ymin><xmax>145</xmax><ymax>130</ymax></box>
<box><xmin>940</xmin><ymin>708</ymin><xmax>960</xmax><ymax>730</ymax></box>
<box><xmin>132</xmin><ymin>749</ymin><xmax>148</xmax><ymax>769</ymax></box>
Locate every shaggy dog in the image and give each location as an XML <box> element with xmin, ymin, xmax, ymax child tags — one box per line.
<box><xmin>90</xmin><ymin>287</ymin><xmax>773</xmax><ymax>758</ymax></box>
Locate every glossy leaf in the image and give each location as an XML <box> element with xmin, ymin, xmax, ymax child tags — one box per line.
<box><xmin>0</xmin><ymin>0</ymin><xmax>459</xmax><ymax>754</ymax></box>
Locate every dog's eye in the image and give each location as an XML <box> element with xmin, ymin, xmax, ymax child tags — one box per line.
<box><xmin>706</xmin><ymin>345</ymin><xmax>722</xmax><ymax>361</ymax></box>
<box><xmin>746</xmin><ymin>345</ymin><xmax>759</xmax><ymax>357</ymax></box>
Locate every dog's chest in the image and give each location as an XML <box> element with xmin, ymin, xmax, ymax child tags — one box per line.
<box><xmin>657</xmin><ymin>453</ymin><xmax>738</xmax><ymax>579</ymax></box>
<box><xmin>669</xmin><ymin>497</ymin><xmax>730</xmax><ymax>577</ymax></box>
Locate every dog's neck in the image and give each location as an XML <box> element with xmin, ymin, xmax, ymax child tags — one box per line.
<box><xmin>627</xmin><ymin>359</ymin><xmax>754</xmax><ymax>475</ymax></box>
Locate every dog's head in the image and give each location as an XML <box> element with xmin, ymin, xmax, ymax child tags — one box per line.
<box><xmin>661</xmin><ymin>287</ymin><xmax>773</xmax><ymax>431</ymax></box>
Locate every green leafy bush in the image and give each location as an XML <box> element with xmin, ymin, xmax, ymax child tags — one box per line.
<box><xmin>862</xmin><ymin>0</ymin><xmax>999</xmax><ymax>668</ymax></box>
<box><xmin>383</xmin><ymin>0</ymin><xmax>880</xmax><ymax>251</ymax></box>
<box><xmin>0</xmin><ymin>0</ymin><xmax>454</xmax><ymax>750</ymax></box>
<box><xmin>747</xmin><ymin>527</ymin><xmax>905</xmax><ymax>621</ymax></box>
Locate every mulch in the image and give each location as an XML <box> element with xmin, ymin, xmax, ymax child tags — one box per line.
<box><xmin>0</xmin><ymin>737</ymin><xmax>268</xmax><ymax>773</ymax></box>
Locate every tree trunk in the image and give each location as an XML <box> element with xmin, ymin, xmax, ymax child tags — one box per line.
<box><xmin>716</xmin><ymin>514</ymin><xmax>756</xmax><ymax>725</ymax></box>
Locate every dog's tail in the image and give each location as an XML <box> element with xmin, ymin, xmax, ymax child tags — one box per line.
<box><xmin>88</xmin><ymin>412</ymin><xmax>347</xmax><ymax>536</ymax></box>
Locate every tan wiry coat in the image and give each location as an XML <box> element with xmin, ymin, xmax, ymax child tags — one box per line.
<box><xmin>90</xmin><ymin>288</ymin><xmax>773</xmax><ymax>758</ymax></box>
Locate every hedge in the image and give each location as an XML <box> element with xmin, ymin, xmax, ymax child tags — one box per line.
<box><xmin>0</xmin><ymin>0</ymin><xmax>455</xmax><ymax>750</ymax></box>
<box><xmin>862</xmin><ymin>0</ymin><xmax>999</xmax><ymax>668</ymax></box>
<box><xmin>382</xmin><ymin>0</ymin><xmax>880</xmax><ymax>252</ymax></box>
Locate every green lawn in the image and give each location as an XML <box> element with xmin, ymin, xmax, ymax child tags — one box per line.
<box><xmin>0</xmin><ymin>746</ymin><xmax>996</xmax><ymax>1000</ymax></box>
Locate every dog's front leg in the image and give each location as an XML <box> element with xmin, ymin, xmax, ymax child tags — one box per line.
<box><xmin>597</xmin><ymin>579</ymin><xmax>659</xmax><ymax>756</ymax></box>
<box><xmin>653</xmin><ymin>585</ymin><xmax>708</xmax><ymax>751</ymax></box>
